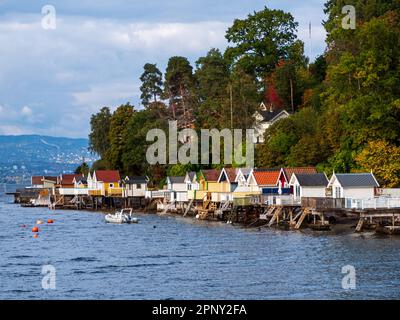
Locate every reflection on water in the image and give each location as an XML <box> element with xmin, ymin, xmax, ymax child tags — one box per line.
<box><xmin>1</xmin><ymin>195</ymin><xmax>399</xmax><ymax>300</ymax></box>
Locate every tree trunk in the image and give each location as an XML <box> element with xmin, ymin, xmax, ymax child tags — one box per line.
<box><xmin>290</xmin><ymin>78</ymin><xmax>294</xmax><ymax>113</ymax></box>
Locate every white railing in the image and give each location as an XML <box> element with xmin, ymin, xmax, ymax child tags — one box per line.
<box><xmin>145</xmin><ymin>190</ymin><xmax>171</xmax><ymax>199</ymax></box>
<box><xmin>264</xmin><ymin>195</ymin><xmax>300</xmax><ymax>206</ymax></box>
<box><xmin>58</xmin><ymin>188</ymin><xmax>91</xmax><ymax>195</ymax></box>
<box><xmin>345</xmin><ymin>197</ymin><xmax>400</xmax><ymax>209</ymax></box>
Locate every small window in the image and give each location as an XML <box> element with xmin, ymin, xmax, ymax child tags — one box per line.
<box><xmin>110</xmin><ymin>183</ymin><xmax>114</xmax><ymax>188</ymax></box>
<box><xmin>136</xmin><ymin>184</ymin><xmax>141</xmax><ymax>189</ymax></box>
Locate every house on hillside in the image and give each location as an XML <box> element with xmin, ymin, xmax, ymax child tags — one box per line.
<box><xmin>87</xmin><ymin>170</ymin><xmax>121</xmax><ymax>196</ymax></box>
<box><xmin>327</xmin><ymin>172</ymin><xmax>379</xmax><ymax>199</ymax></box>
<box><xmin>253</xmin><ymin>102</ymin><xmax>290</xmax><ymax>144</ymax></box>
<box><xmin>289</xmin><ymin>173</ymin><xmax>329</xmax><ymax>200</ymax></box>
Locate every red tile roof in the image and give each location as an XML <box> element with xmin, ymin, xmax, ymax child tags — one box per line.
<box><xmin>283</xmin><ymin>167</ymin><xmax>317</xmax><ymax>181</ymax></box>
<box><xmin>59</xmin><ymin>174</ymin><xmax>83</xmax><ymax>185</ymax></box>
<box><xmin>31</xmin><ymin>176</ymin><xmax>43</xmax><ymax>185</ymax></box>
<box><xmin>201</xmin><ymin>169</ymin><xmax>221</xmax><ymax>182</ymax></box>
<box><xmin>43</xmin><ymin>176</ymin><xmax>57</xmax><ymax>182</ymax></box>
<box><xmin>95</xmin><ymin>170</ymin><xmax>120</xmax><ymax>183</ymax></box>
<box><xmin>252</xmin><ymin>169</ymin><xmax>280</xmax><ymax>186</ymax></box>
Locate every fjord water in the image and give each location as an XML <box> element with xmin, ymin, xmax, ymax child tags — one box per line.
<box><xmin>1</xmin><ymin>194</ymin><xmax>399</xmax><ymax>300</ymax></box>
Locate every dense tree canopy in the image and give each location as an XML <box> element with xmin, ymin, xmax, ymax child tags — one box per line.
<box><xmin>85</xmin><ymin>2</ymin><xmax>400</xmax><ymax>187</ymax></box>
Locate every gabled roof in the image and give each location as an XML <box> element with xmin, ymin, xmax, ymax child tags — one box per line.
<box><xmin>282</xmin><ymin>167</ymin><xmax>317</xmax><ymax>182</ymax></box>
<box><xmin>94</xmin><ymin>170</ymin><xmax>120</xmax><ymax>183</ymax></box>
<box><xmin>200</xmin><ymin>169</ymin><xmax>221</xmax><ymax>182</ymax></box>
<box><xmin>167</xmin><ymin>176</ymin><xmax>185</xmax><ymax>184</ymax></box>
<box><xmin>293</xmin><ymin>173</ymin><xmax>328</xmax><ymax>187</ymax></box>
<box><xmin>331</xmin><ymin>173</ymin><xmax>379</xmax><ymax>188</ymax></box>
<box><xmin>74</xmin><ymin>176</ymin><xmax>87</xmax><ymax>184</ymax></box>
<box><xmin>59</xmin><ymin>174</ymin><xmax>83</xmax><ymax>185</ymax></box>
<box><xmin>185</xmin><ymin>171</ymin><xmax>196</xmax><ymax>183</ymax></box>
<box><xmin>251</xmin><ymin>168</ymin><xmax>280</xmax><ymax>186</ymax></box>
<box><xmin>257</xmin><ymin>109</ymin><xmax>290</xmax><ymax>123</ymax></box>
<box><xmin>125</xmin><ymin>176</ymin><xmax>148</xmax><ymax>184</ymax></box>
<box><xmin>218</xmin><ymin>168</ymin><xmax>238</xmax><ymax>183</ymax></box>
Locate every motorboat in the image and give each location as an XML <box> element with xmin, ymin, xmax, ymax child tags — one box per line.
<box><xmin>105</xmin><ymin>208</ymin><xmax>139</xmax><ymax>224</ymax></box>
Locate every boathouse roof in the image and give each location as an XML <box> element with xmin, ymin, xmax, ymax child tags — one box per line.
<box><xmin>200</xmin><ymin>169</ymin><xmax>221</xmax><ymax>182</ymax></box>
<box><xmin>252</xmin><ymin>169</ymin><xmax>280</xmax><ymax>186</ymax></box>
<box><xmin>94</xmin><ymin>170</ymin><xmax>120</xmax><ymax>182</ymax></box>
<box><xmin>282</xmin><ymin>167</ymin><xmax>317</xmax><ymax>181</ymax></box>
<box><xmin>294</xmin><ymin>173</ymin><xmax>328</xmax><ymax>186</ymax></box>
<box><xmin>167</xmin><ymin>176</ymin><xmax>185</xmax><ymax>184</ymax></box>
<box><xmin>125</xmin><ymin>176</ymin><xmax>148</xmax><ymax>184</ymax></box>
<box><xmin>333</xmin><ymin>173</ymin><xmax>379</xmax><ymax>188</ymax></box>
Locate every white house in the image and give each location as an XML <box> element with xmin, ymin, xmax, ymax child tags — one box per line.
<box><xmin>184</xmin><ymin>171</ymin><xmax>199</xmax><ymax>192</ymax></box>
<box><xmin>327</xmin><ymin>173</ymin><xmax>379</xmax><ymax>199</ymax></box>
<box><xmin>122</xmin><ymin>176</ymin><xmax>148</xmax><ymax>198</ymax></box>
<box><xmin>289</xmin><ymin>173</ymin><xmax>329</xmax><ymax>200</ymax></box>
<box><xmin>253</xmin><ymin>103</ymin><xmax>290</xmax><ymax>144</ymax></box>
<box><xmin>166</xmin><ymin>176</ymin><xmax>187</xmax><ymax>202</ymax></box>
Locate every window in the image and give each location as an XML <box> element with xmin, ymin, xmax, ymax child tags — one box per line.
<box><xmin>296</xmin><ymin>185</ymin><xmax>301</xmax><ymax>198</ymax></box>
<box><xmin>136</xmin><ymin>184</ymin><xmax>141</xmax><ymax>189</ymax></box>
<box><xmin>335</xmin><ymin>187</ymin><xmax>341</xmax><ymax>198</ymax></box>
<box><xmin>187</xmin><ymin>183</ymin><xmax>192</xmax><ymax>191</ymax></box>
<box><xmin>110</xmin><ymin>183</ymin><xmax>114</xmax><ymax>188</ymax></box>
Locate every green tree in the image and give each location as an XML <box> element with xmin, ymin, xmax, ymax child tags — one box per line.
<box><xmin>225</xmin><ymin>6</ymin><xmax>298</xmax><ymax>88</ymax></box>
<box><xmin>88</xmin><ymin>107</ymin><xmax>111</xmax><ymax>158</ymax></box>
<box><xmin>164</xmin><ymin>56</ymin><xmax>196</xmax><ymax>128</ymax></box>
<box><xmin>75</xmin><ymin>162</ymin><xmax>90</xmax><ymax>175</ymax></box>
<box><xmin>106</xmin><ymin>103</ymin><xmax>135</xmax><ymax>171</ymax></box>
<box><xmin>195</xmin><ymin>49</ymin><xmax>230</xmax><ymax>129</ymax></box>
<box><xmin>121</xmin><ymin>102</ymin><xmax>169</xmax><ymax>176</ymax></box>
<box><xmin>140</xmin><ymin>63</ymin><xmax>163</xmax><ymax>106</ymax></box>
<box><xmin>355</xmin><ymin>140</ymin><xmax>400</xmax><ymax>187</ymax></box>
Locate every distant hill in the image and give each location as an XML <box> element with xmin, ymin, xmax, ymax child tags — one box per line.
<box><xmin>0</xmin><ymin>135</ymin><xmax>98</xmax><ymax>184</ymax></box>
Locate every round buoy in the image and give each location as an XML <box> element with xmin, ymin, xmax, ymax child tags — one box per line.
<box><xmin>47</xmin><ymin>219</ymin><xmax>54</xmax><ymax>224</ymax></box>
<box><xmin>33</xmin><ymin>234</ymin><xmax>39</xmax><ymax>238</ymax></box>
<box><xmin>32</xmin><ymin>226</ymin><xmax>39</xmax><ymax>233</ymax></box>
<box><xmin>36</xmin><ymin>220</ymin><xmax>44</xmax><ymax>225</ymax></box>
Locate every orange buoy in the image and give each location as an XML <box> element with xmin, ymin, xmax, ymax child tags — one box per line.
<box><xmin>47</xmin><ymin>219</ymin><xmax>54</xmax><ymax>224</ymax></box>
<box><xmin>33</xmin><ymin>234</ymin><xmax>39</xmax><ymax>238</ymax></box>
<box><xmin>32</xmin><ymin>226</ymin><xmax>39</xmax><ymax>233</ymax></box>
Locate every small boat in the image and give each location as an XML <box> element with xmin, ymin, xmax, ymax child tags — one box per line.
<box><xmin>105</xmin><ymin>209</ymin><xmax>139</xmax><ymax>224</ymax></box>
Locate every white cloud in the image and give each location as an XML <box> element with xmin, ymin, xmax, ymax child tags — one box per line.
<box><xmin>0</xmin><ymin>3</ymin><xmax>327</xmax><ymax>138</ymax></box>
<box><xmin>21</xmin><ymin>105</ymin><xmax>33</xmax><ymax>117</ymax></box>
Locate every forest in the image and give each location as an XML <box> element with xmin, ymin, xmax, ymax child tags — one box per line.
<box><xmin>84</xmin><ymin>0</ymin><xmax>400</xmax><ymax>188</ymax></box>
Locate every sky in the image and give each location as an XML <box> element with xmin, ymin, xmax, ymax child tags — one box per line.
<box><xmin>0</xmin><ymin>0</ymin><xmax>327</xmax><ymax>138</ymax></box>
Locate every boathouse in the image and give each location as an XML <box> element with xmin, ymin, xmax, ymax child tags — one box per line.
<box><xmin>327</xmin><ymin>172</ymin><xmax>379</xmax><ymax>199</ymax></box>
<box><xmin>289</xmin><ymin>173</ymin><xmax>329</xmax><ymax>200</ymax></box>
<box><xmin>87</xmin><ymin>170</ymin><xmax>122</xmax><ymax>197</ymax></box>
<box><xmin>122</xmin><ymin>176</ymin><xmax>148</xmax><ymax>198</ymax></box>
